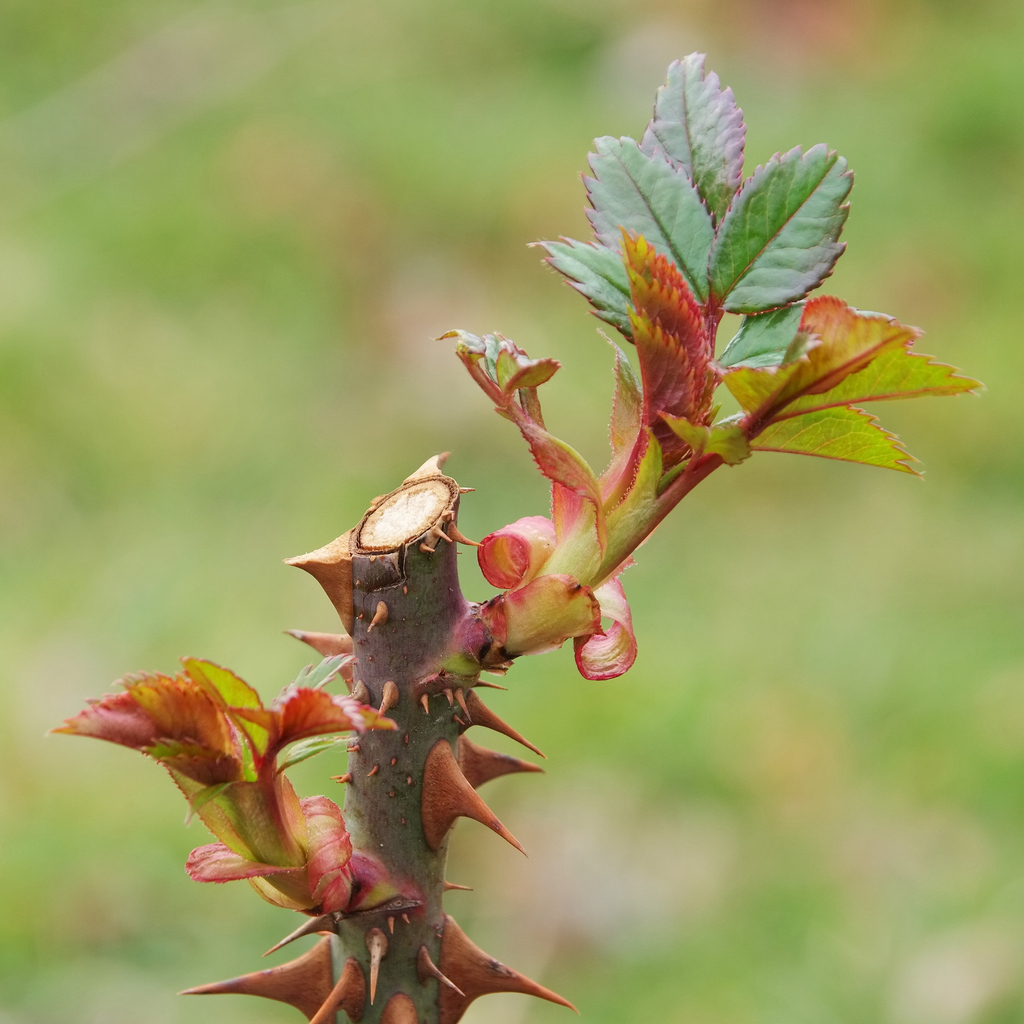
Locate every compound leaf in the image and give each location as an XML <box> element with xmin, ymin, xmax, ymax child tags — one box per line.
<box><xmin>537</xmin><ymin>238</ymin><xmax>633</xmax><ymax>337</ymax></box>
<box><xmin>641</xmin><ymin>53</ymin><xmax>746</xmax><ymax>224</ymax></box>
<box><xmin>718</xmin><ymin>303</ymin><xmax>803</xmax><ymax>368</ymax></box>
<box><xmin>586</xmin><ymin>135</ymin><xmax>714</xmax><ymax>302</ymax></box>
<box><xmin>709</xmin><ymin>145</ymin><xmax>852</xmax><ymax>313</ymax></box>
<box><xmin>751</xmin><ymin>406</ymin><xmax>919</xmax><ymax>473</ymax></box>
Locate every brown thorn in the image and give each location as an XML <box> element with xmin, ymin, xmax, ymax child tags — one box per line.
<box><xmin>263</xmin><ymin>914</ymin><xmax>336</xmax><ymax>957</ymax></box>
<box><xmin>404</xmin><ymin>452</ymin><xmax>450</xmax><ymax>483</ymax></box>
<box><xmin>454</xmin><ymin>688</ymin><xmax>470</xmax><ymax>720</ymax></box>
<box><xmin>447</xmin><ymin>523</ymin><xmax>481</xmax><ymax>547</ymax></box>
<box><xmin>418</xmin><ymin>945</ymin><xmax>466</xmax><ymax>997</ymax></box>
<box><xmin>475</xmin><ymin>679</ymin><xmax>508</xmax><ymax>690</ymax></box>
<box><xmin>420</xmin><ymin>739</ymin><xmax>526</xmax><ymax>854</ymax></box>
<box><xmin>443</xmin><ymin>688</ymin><xmax>454</xmax><ymax>706</ymax></box>
<box><xmin>286</xmin><ymin>629</ymin><xmax>353</xmax><ymax>658</ymax></box>
<box><xmin>285</xmin><ymin>531</ymin><xmax>355</xmax><ymax>635</ymax></box>
<box><xmin>366</xmin><ymin>927</ymin><xmax>388</xmax><ymax>1005</ymax></box>
<box><xmin>367</xmin><ymin>764</ymin><xmax>379</xmax><ymax>777</ymax></box>
<box><xmin>367</xmin><ymin>601</ymin><xmax>388</xmax><ymax>633</ymax></box>
<box><xmin>437</xmin><ymin>915</ymin><xmax>577</xmax><ymax>1023</ymax></box>
<box><xmin>332</xmin><ymin>772</ymin><xmax>353</xmax><ymax>785</ymax></box>
<box><xmin>420</xmin><ymin>694</ymin><xmax>430</xmax><ymax>714</ymax></box>
<box><xmin>402</xmin><ymin>913</ymin><xmax>411</xmax><ymax>925</ymax></box>
<box><xmin>381</xmin><ymin>992</ymin><xmax>418</xmax><ymax>1024</ymax></box>
<box><xmin>431</xmin><ymin>523</ymin><xmax>453</xmax><ymax>543</ymax></box>
<box><xmin>308</xmin><ymin>956</ymin><xmax>366</xmax><ymax>1024</ymax></box>
<box><xmin>419</xmin><ymin>542</ymin><xmax>436</xmax><ymax>554</ymax></box>
<box><xmin>458</xmin><ymin>736</ymin><xmax>544</xmax><ymax>789</ymax></box>
<box><xmin>458</xmin><ymin>487</ymin><xmax>475</xmax><ymax>493</ymax></box>
<box><xmin>463</xmin><ymin>690</ymin><xmax>546</xmax><ymax>758</ymax></box>
<box><xmin>444</xmin><ymin>881</ymin><xmax>473</xmax><ymax>892</ymax></box>
<box><xmin>378</xmin><ymin>680</ymin><xmax>399</xmax><ymax>716</ymax></box>
<box><xmin>388</xmin><ymin>916</ymin><xmax>395</xmax><ymax>934</ymax></box>
<box><xmin>181</xmin><ymin>936</ymin><xmax>334</xmax><ymax>1020</ymax></box>
<box><xmin>452</xmin><ymin>714</ymin><xmax>466</xmax><ymax>727</ymax></box>
<box><xmin>351</xmin><ymin>680</ymin><xmax>370</xmax><ymax>705</ymax></box>
<box><xmin>407</xmin><ymin>775</ymin><xmax>414</xmax><ymax>785</ymax></box>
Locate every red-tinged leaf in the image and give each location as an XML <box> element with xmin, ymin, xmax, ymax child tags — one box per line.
<box><xmin>478</xmin><ymin>516</ymin><xmax>557</xmax><ymax>590</ymax></box>
<box><xmin>495</xmin><ymin>347</ymin><xmax>560</xmax><ymax>393</ymax></box>
<box><xmin>302</xmin><ymin>796</ymin><xmax>354</xmax><ymax>913</ymax></box>
<box><xmin>624</xmin><ymin>234</ymin><xmax>715</xmax><ymax>465</ymax></box>
<box><xmin>181</xmin><ymin>658</ymin><xmax>270</xmax><ymax>758</ymax></box>
<box><xmin>446</xmin><ymin>330</ymin><xmax>560</xmax><ymax>408</ymax></box>
<box><xmin>724</xmin><ymin>297</ymin><xmax>917</xmax><ymax>424</ymax></box>
<box><xmin>517</xmin><ymin>417</ymin><xmax>607</xmax><ymax>552</ymax></box>
<box><xmin>53</xmin><ymin>689</ymin><xmax>162</xmax><ymax>749</ymax></box>
<box><xmin>751</xmin><ymin>406</ymin><xmax>920</xmax><ymax>474</ymax></box>
<box><xmin>574</xmin><ymin>577</ymin><xmax>638</xmax><ymax>680</ymax></box>
<box><xmin>500</xmin><ymin>574</ymin><xmax>602</xmax><ymax>658</ymax></box>
<box><xmin>662</xmin><ymin>414</ymin><xmax>751</xmax><ymax>465</ymax></box>
<box><xmin>185</xmin><ymin>843</ymin><xmax>305</xmax><ymax>883</ymax></box>
<box><xmin>128</xmin><ymin>672</ymin><xmax>237</xmax><ymax>757</ymax></box>
<box><xmin>641</xmin><ymin>53</ymin><xmax>746</xmax><ymax>224</ymax></box>
<box><xmin>781</xmin><ymin>344</ymin><xmax>982</xmax><ymax>416</ymax></box>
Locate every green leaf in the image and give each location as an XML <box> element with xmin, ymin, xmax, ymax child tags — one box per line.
<box><xmin>608</xmin><ymin>340</ymin><xmax>642</xmax><ymax>458</ymax></box>
<box><xmin>782</xmin><ymin>345</ymin><xmax>983</xmax><ymax>415</ymax></box>
<box><xmin>641</xmin><ymin>54</ymin><xmax>746</xmax><ymax>224</ymax></box>
<box><xmin>292</xmin><ymin>655</ymin><xmax>349</xmax><ymax>691</ymax></box>
<box><xmin>585</xmin><ymin>136</ymin><xmax>715</xmax><ymax>302</ymax></box>
<box><xmin>537</xmin><ymin>238</ymin><xmax>633</xmax><ymax>337</ymax></box>
<box><xmin>276</xmin><ymin>735</ymin><xmax>350</xmax><ymax>773</ymax></box>
<box><xmin>184</xmin><ymin>781</ymin><xmax>233</xmax><ymax>825</ymax></box>
<box><xmin>718</xmin><ymin>303</ymin><xmax>804</xmax><ymax>368</ymax></box>
<box><xmin>708</xmin><ymin>145</ymin><xmax>852</xmax><ymax>313</ymax></box>
<box><xmin>751</xmin><ymin>406</ymin><xmax>919</xmax><ymax>474</ymax></box>
<box><xmin>662</xmin><ymin>414</ymin><xmax>751</xmax><ymax>465</ymax></box>
<box><xmin>182</xmin><ymin>658</ymin><xmax>262</xmax><ymax>709</ymax></box>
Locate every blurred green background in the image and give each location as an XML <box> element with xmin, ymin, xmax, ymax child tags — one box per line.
<box><xmin>1</xmin><ymin>0</ymin><xmax>1021</xmax><ymax>1021</ymax></box>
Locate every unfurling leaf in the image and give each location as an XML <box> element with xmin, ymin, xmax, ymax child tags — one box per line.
<box><xmin>641</xmin><ymin>53</ymin><xmax>746</xmax><ymax>224</ymax></box>
<box><xmin>537</xmin><ymin>238</ymin><xmax>633</xmax><ymax>337</ymax></box>
<box><xmin>302</xmin><ymin>795</ymin><xmax>354</xmax><ymax>913</ymax></box>
<box><xmin>185</xmin><ymin>843</ymin><xmax>304</xmax><ymax>884</ymax></box>
<box><xmin>709</xmin><ymin>145</ymin><xmax>852</xmax><ymax>313</ymax></box>
<box><xmin>717</xmin><ymin>303</ymin><xmax>804</xmax><ymax>368</ymax></box>
<box><xmin>494</xmin><ymin>574</ymin><xmax>601</xmax><ymax>658</ymax></box>
<box><xmin>751</xmin><ymin>406</ymin><xmax>919</xmax><ymax>473</ymax></box>
<box><xmin>586</xmin><ymin>136</ymin><xmax>714</xmax><ymax>301</ymax></box>
<box><xmin>478</xmin><ymin>516</ymin><xmax>558</xmax><ymax>590</ymax></box>
<box><xmin>574</xmin><ymin>577</ymin><xmax>638</xmax><ymax>680</ymax></box>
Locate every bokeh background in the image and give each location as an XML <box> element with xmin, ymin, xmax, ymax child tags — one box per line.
<box><xmin>1</xmin><ymin>0</ymin><xmax>1021</xmax><ymax>1021</ymax></box>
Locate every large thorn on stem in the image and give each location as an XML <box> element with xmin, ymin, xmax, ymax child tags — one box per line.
<box><xmin>421</xmin><ymin>739</ymin><xmax>526</xmax><ymax>854</ymax></box>
<box><xmin>463</xmin><ymin>690</ymin><xmax>546</xmax><ymax>758</ymax></box>
<box><xmin>286</xmin><ymin>630</ymin><xmax>354</xmax><ymax>657</ymax></box>
<box><xmin>381</xmin><ymin>992</ymin><xmax>419</xmax><ymax>1024</ymax></box>
<box><xmin>444</xmin><ymin>881</ymin><xmax>473</xmax><ymax>892</ymax></box>
<box><xmin>181</xmin><ymin>936</ymin><xmax>333</xmax><ymax>1020</ymax></box>
<box><xmin>285</xmin><ymin>531</ymin><xmax>355</xmax><ymax>634</ymax></box>
<box><xmin>418</xmin><ymin>945</ymin><xmax>465</xmax><ymax>996</ymax></box>
<box><xmin>263</xmin><ymin>913</ymin><xmax>336</xmax><ymax>957</ymax></box>
<box><xmin>309</xmin><ymin>957</ymin><xmax>366</xmax><ymax>1024</ymax></box>
<box><xmin>366</xmin><ymin>926</ymin><xmax>388</xmax><ymax>1005</ymax></box>
<box><xmin>458</xmin><ymin>736</ymin><xmax>544</xmax><ymax>789</ymax></box>
<box><xmin>437</xmin><ymin>915</ymin><xmax>577</xmax><ymax>1024</ymax></box>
